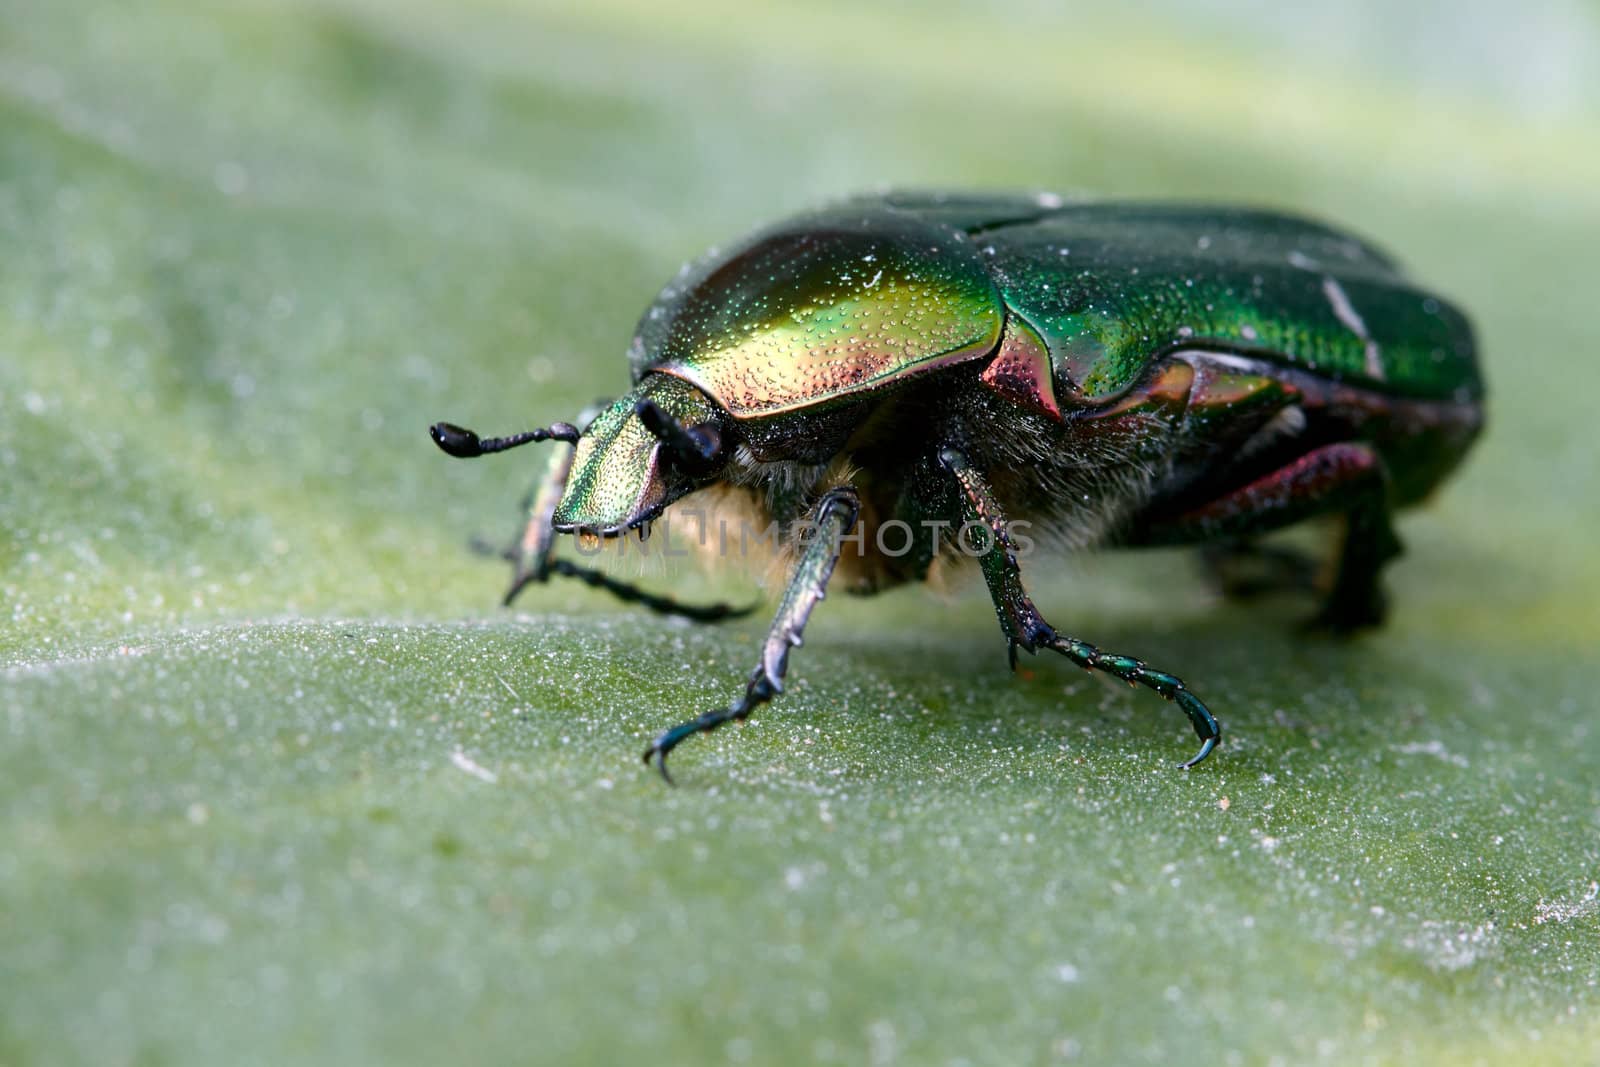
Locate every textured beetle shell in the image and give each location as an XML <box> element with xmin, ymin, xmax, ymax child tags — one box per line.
<box><xmin>632</xmin><ymin>207</ymin><xmax>1003</xmax><ymax>417</ymax></box>
<box><xmin>630</xmin><ymin>193</ymin><xmax>1482</xmax><ymax>419</ymax></box>
<box><xmin>965</xmin><ymin>199</ymin><xmax>1479</xmax><ymax>403</ymax></box>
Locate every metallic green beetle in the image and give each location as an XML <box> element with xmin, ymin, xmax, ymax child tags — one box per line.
<box><xmin>431</xmin><ymin>192</ymin><xmax>1484</xmax><ymax>780</ymax></box>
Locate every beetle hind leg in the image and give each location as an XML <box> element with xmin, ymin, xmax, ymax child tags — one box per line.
<box><xmin>938</xmin><ymin>448</ymin><xmax>1221</xmax><ymax>768</ymax></box>
<box><xmin>1315</xmin><ymin>479</ymin><xmax>1403</xmax><ymax>632</ymax></box>
<box><xmin>1140</xmin><ymin>442</ymin><xmax>1402</xmax><ymax>632</ymax></box>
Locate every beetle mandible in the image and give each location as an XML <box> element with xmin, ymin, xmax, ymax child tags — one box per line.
<box><xmin>431</xmin><ymin>192</ymin><xmax>1484</xmax><ymax>780</ymax></box>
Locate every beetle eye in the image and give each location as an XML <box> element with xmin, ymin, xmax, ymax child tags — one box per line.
<box><xmin>682</xmin><ymin>423</ymin><xmax>723</xmax><ymax>468</ymax></box>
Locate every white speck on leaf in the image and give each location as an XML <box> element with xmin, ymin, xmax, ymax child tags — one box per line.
<box><xmin>1391</xmin><ymin>740</ymin><xmax>1469</xmax><ymax>768</ymax></box>
<box><xmin>450</xmin><ymin>750</ymin><xmax>498</xmax><ymax>784</ymax></box>
<box><xmin>1535</xmin><ymin>882</ymin><xmax>1599</xmax><ymax>925</ymax></box>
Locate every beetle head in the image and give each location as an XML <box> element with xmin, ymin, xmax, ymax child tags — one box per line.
<box><xmin>552</xmin><ymin>374</ymin><xmax>730</xmax><ymax>536</ymax></box>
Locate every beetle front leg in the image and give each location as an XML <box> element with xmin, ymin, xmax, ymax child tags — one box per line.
<box><xmin>486</xmin><ymin>398</ymin><xmax>607</xmax><ymax>606</ymax></box>
<box><xmin>937</xmin><ymin>448</ymin><xmax>1221</xmax><ymax>768</ymax></box>
<box><xmin>492</xmin><ymin>442</ymin><xmax>577</xmax><ymax>606</ymax></box>
<box><xmin>643</xmin><ymin>486</ymin><xmax>861</xmax><ymax>783</ymax></box>
<box><xmin>445</xmin><ymin>404</ymin><xmax>752</xmax><ymax>623</ymax></box>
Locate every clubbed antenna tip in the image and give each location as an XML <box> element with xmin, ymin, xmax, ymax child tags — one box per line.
<box><xmin>429</xmin><ymin>421</ymin><xmax>579</xmax><ymax>458</ymax></box>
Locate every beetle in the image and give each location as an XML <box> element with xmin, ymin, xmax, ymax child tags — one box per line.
<box><xmin>430</xmin><ymin>192</ymin><xmax>1484</xmax><ymax>781</ymax></box>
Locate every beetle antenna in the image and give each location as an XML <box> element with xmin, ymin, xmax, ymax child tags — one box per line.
<box><xmin>635</xmin><ymin>399</ymin><xmax>722</xmax><ymax>469</ymax></box>
<box><xmin>429</xmin><ymin>421</ymin><xmax>580</xmax><ymax>458</ymax></box>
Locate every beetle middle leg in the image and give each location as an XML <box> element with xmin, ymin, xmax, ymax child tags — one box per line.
<box><xmin>938</xmin><ymin>448</ymin><xmax>1221</xmax><ymax>769</ymax></box>
<box><xmin>643</xmin><ymin>486</ymin><xmax>861</xmax><ymax>782</ymax></box>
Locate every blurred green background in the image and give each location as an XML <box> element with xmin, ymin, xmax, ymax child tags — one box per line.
<box><xmin>3</xmin><ymin>1</ymin><xmax>1599</xmax><ymax>1064</ymax></box>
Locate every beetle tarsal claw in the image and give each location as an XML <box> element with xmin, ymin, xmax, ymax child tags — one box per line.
<box><xmin>1180</xmin><ymin>734</ymin><xmax>1220</xmax><ymax>770</ymax></box>
<box><xmin>642</xmin><ymin>743</ymin><xmax>676</xmax><ymax>786</ymax></box>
